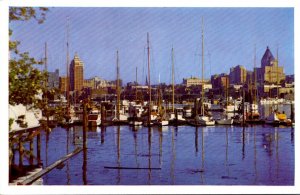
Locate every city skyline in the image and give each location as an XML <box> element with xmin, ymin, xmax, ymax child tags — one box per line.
<box><xmin>10</xmin><ymin>7</ymin><xmax>294</xmax><ymax>85</ymax></box>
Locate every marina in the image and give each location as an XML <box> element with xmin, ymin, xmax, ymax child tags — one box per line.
<box><xmin>8</xmin><ymin>7</ymin><xmax>295</xmax><ymax>189</ymax></box>
<box><xmin>9</xmin><ymin>104</ymin><xmax>294</xmax><ymax>185</ymax></box>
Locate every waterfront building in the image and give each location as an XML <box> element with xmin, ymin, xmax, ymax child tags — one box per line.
<box><xmin>47</xmin><ymin>69</ymin><xmax>59</xmax><ymax>89</ymax></box>
<box><xmin>70</xmin><ymin>53</ymin><xmax>84</xmax><ymax>92</ymax></box>
<box><xmin>84</xmin><ymin>77</ymin><xmax>98</xmax><ymax>90</ymax></box>
<box><xmin>183</xmin><ymin>76</ymin><xmax>209</xmax><ymax>87</ymax></box>
<box><xmin>256</xmin><ymin>46</ymin><xmax>285</xmax><ymax>84</ymax></box>
<box><xmin>211</xmin><ymin>73</ymin><xmax>229</xmax><ymax>89</ymax></box>
<box><xmin>59</xmin><ymin>76</ymin><xmax>69</xmax><ymax>93</ymax></box>
<box><xmin>211</xmin><ymin>73</ymin><xmax>229</xmax><ymax>96</ymax></box>
<box><xmin>229</xmin><ymin>65</ymin><xmax>247</xmax><ymax>84</ymax></box>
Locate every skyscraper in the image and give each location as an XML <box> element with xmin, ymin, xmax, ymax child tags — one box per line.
<box><xmin>70</xmin><ymin>53</ymin><xmax>84</xmax><ymax>92</ymax></box>
<box><xmin>229</xmin><ymin>65</ymin><xmax>247</xmax><ymax>84</ymax></box>
<box><xmin>256</xmin><ymin>46</ymin><xmax>285</xmax><ymax>84</ymax></box>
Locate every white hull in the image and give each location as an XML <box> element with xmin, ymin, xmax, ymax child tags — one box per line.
<box><xmin>159</xmin><ymin>120</ymin><xmax>169</xmax><ymax>126</ymax></box>
<box><xmin>129</xmin><ymin>120</ymin><xmax>143</xmax><ymax>126</ymax></box>
<box><xmin>224</xmin><ymin>105</ymin><xmax>238</xmax><ymax>113</ymax></box>
<box><xmin>196</xmin><ymin>115</ymin><xmax>215</xmax><ymax>126</ymax></box>
<box><xmin>216</xmin><ymin>118</ymin><xmax>233</xmax><ymax>125</ymax></box>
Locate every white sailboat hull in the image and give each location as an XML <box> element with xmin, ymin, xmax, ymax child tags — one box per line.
<box><xmin>216</xmin><ymin>118</ymin><xmax>233</xmax><ymax>125</ymax></box>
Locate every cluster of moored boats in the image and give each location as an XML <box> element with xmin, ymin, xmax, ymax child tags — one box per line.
<box><xmin>50</xmin><ymin>97</ymin><xmax>293</xmax><ymax>128</ymax></box>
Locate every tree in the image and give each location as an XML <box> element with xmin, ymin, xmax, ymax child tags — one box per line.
<box><xmin>9</xmin><ymin>7</ymin><xmax>49</xmax><ymax>107</ymax></box>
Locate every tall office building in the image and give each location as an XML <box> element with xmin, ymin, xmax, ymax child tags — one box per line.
<box><xmin>70</xmin><ymin>53</ymin><xmax>84</xmax><ymax>92</ymax></box>
<box><xmin>229</xmin><ymin>65</ymin><xmax>247</xmax><ymax>84</ymax></box>
<box><xmin>256</xmin><ymin>46</ymin><xmax>285</xmax><ymax>84</ymax></box>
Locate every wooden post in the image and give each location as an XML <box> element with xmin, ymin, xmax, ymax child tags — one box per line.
<box><xmin>19</xmin><ymin>147</ymin><xmax>83</xmax><ymax>185</ymax></box>
<box><xmin>291</xmin><ymin>103</ymin><xmax>294</xmax><ymax>122</ymax></box>
<box><xmin>101</xmin><ymin>104</ymin><xmax>106</xmax><ymax>125</ymax></box>
<box><xmin>18</xmin><ymin>134</ymin><xmax>23</xmax><ymax>167</ymax></box>
<box><xmin>82</xmin><ymin>145</ymin><xmax>87</xmax><ymax>185</ymax></box>
<box><xmin>10</xmin><ymin>144</ymin><xmax>15</xmax><ymax>166</ymax></box>
<box><xmin>83</xmin><ymin>100</ymin><xmax>87</xmax><ymax>149</ymax></box>
<box><xmin>36</xmin><ymin>133</ymin><xmax>41</xmax><ymax>164</ymax></box>
<box><xmin>242</xmin><ymin>88</ymin><xmax>245</xmax><ymax>126</ymax></box>
<box><xmin>29</xmin><ymin>138</ymin><xmax>34</xmax><ymax>165</ymax></box>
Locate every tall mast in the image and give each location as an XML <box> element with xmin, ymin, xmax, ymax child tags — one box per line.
<box><xmin>44</xmin><ymin>42</ymin><xmax>48</xmax><ymax>107</ymax></box>
<box><xmin>172</xmin><ymin>47</ymin><xmax>175</xmax><ymax>113</ymax></box>
<box><xmin>201</xmin><ymin>17</ymin><xmax>204</xmax><ymax>115</ymax></box>
<box><xmin>276</xmin><ymin>46</ymin><xmax>279</xmax><ymax>98</ymax></box>
<box><xmin>44</xmin><ymin>42</ymin><xmax>48</xmax><ymax>88</ymax></box>
<box><xmin>254</xmin><ymin>45</ymin><xmax>257</xmax><ymax>104</ymax></box>
<box><xmin>66</xmin><ymin>17</ymin><xmax>70</xmax><ymax>117</ymax></box>
<box><xmin>116</xmin><ymin>50</ymin><xmax>120</xmax><ymax>120</ymax></box>
<box><xmin>147</xmin><ymin>33</ymin><xmax>151</xmax><ymax>125</ymax></box>
<box><xmin>135</xmin><ymin>67</ymin><xmax>138</xmax><ymax>101</ymax></box>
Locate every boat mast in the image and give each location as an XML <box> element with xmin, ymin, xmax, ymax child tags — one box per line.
<box><xmin>276</xmin><ymin>46</ymin><xmax>279</xmax><ymax>98</ymax></box>
<box><xmin>201</xmin><ymin>17</ymin><xmax>204</xmax><ymax>116</ymax></box>
<box><xmin>44</xmin><ymin>42</ymin><xmax>48</xmax><ymax>89</ymax></box>
<box><xmin>116</xmin><ymin>50</ymin><xmax>120</xmax><ymax>120</ymax></box>
<box><xmin>254</xmin><ymin>45</ymin><xmax>257</xmax><ymax>104</ymax></box>
<box><xmin>44</xmin><ymin>42</ymin><xmax>48</xmax><ymax>122</ymax></box>
<box><xmin>66</xmin><ymin>17</ymin><xmax>70</xmax><ymax>118</ymax></box>
<box><xmin>172</xmin><ymin>47</ymin><xmax>175</xmax><ymax>113</ymax></box>
<box><xmin>135</xmin><ymin>67</ymin><xmax>138</xmax><ymax>101</ymax></box>
<box><xmin>147</xmin><ymin>33</ymin><xmax>151</xmax><ymax>125</ymax></box>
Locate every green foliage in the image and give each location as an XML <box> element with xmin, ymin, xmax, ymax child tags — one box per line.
<box><xmin>9</xmin><ymin>7</ymin><xmax>48</xmax><ymax>23</ymax></box>
<box><xmin>9</xmin><ymin>7</ymin><xmax>49</xmax><ymax>107</ymax></box>
<box><xmin>9</xmin><ymin>118</ymin><xmax>14</xmax><ymax>131</ymax></box>
<box><xmin>9</xmin><ymin>52</ymin><xmax>47</xmax><ymax>106</ymax></box>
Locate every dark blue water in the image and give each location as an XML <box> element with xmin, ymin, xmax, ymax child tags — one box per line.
<box><xmin>32</xmin><ymin>124</ymin><xmax>294</xmax><ymax>185</ymax></box>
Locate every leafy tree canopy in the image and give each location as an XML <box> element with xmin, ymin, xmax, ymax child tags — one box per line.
<box><xmin>9</xmin><ymin>7</ymin><xmax>49</xmax><ymax>107</ymax></box>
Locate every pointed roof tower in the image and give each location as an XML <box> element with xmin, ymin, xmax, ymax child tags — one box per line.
<box><xmin>261</xmin><ymin>46</ymin><xmax>275</xmax><ymax>68</ymax></box>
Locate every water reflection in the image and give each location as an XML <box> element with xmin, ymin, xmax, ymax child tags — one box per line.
<box><xmin>242</xmin><ymin>127</ymin><xmax>245</xmax><ymax>160</ymax></box>
<box><xmin>148</xmin><ymin>127</ymin><xmax>152</xmax><ymax>184</ymax></box>
<box><xmin>66</xmin><ymin>127</ymin><xmax>70</xmax><ymax>185</ymax></box>
<box><xmin>39</xmin><ymin>125</ymin><xmax>294</xmax><ymax>185</ymax></box>
<box><xmin>195</xmin><ymin>127</ymin><xmax>198</xmax><ymax>155</ymax></box>
<box><xmin>116</xmin><ymin>126</ymin><xmax>121</xmax><ymax>184</ymax></box>
<box><xmin>253</xmin><ymin>126</ymin><xmax>257</xmax><ymax>183</ymax></box>
<box><xmin>82</xmin><ymin>146</ymin><xmax>87</xmax><ymax>185</ymax></box>
<box><xmin>171</xmin><ymin>126</ymin><xmax>176</xmax><ymax>184</ymax></box>
<box><xmin>200</xmin><ymin>127</ymin><xmax>205</xmax><ymax>184</ymax></box>
<box><xmin>101</xmin><ymin>126</ymin><xmax>106</xmax><ymax>144</ymax></box>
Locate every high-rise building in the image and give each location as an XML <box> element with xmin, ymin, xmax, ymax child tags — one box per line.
<box><xmin>59</xmin><ymin>76</ymin><xmax>69</xmax><ymax>93</ymax></box>
<box><xmin>229</xmin><ymin>65</ymin><xmax>247</xmax><ymax>84</ymax></box>
<box><xmin>70</xmin><ymin>53</ymin><xmax>84</xmax><ymax>92</ymax></box>
<box><xmin>256</xmin><ymin>46</ymin><xmax>285</xmax><ymax>84</ymax></box>
<box><xmin>211</xmin><ymin>73</ymin><xmax>229</xmax><ymax>89</ymax></box>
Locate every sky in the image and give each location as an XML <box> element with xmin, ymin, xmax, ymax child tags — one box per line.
<box><xmin>10</xmin><ymin>7</ymin><xmax>294</xmax><ymax>85</ymax></box>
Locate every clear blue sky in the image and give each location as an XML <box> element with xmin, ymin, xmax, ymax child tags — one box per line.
<box><xmin>10</xmin><ymin>7</ymin><xmax>294</xmax><ymax>85</ymax></box>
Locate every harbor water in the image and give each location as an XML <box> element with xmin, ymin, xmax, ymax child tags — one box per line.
<box><xmin>14</xmin><ymin>105</ymin><xmax>294</xmax><ymax>185</ymax></box>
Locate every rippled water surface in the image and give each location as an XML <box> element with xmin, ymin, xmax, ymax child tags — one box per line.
<box><xmin>37</xmin><ymin>123</ymin><xmax>294</xmax><ymax>185</ymax></box>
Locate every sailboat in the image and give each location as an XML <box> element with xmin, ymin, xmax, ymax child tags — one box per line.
<box><xmin>111</xmin><ymin>50</ymin><xmax>128</xmax><ymax>124</ymax></box>
<box><xmin>168</xmin><ymin>47</ymin><xmax>186</xmax><ymax>125</ymax></box>
<box><xmin>128</xmin><ymin>67</ymin><xmax>143</xmax><ymax>126</ymax></box>
<box><xmin>191</xmin><ymin>17</ymin><xmax>215</xmax><ymax>126</ymax></box>
<box><xmin>265</xmin><ymin>47</ymin><xmax>287</xmax><ymax>125</ymax></box>
<box><xmin>216</xmin><ymin>76</ymin><xmax>233</xmax><ymax>125</ymax></box>
<box><xmin>246</xmin><ymin>46</ymin><xmax>260</xmax><ymax>122</ymax></box>
<box><xmin>154</xmin><ymin>85</ymin><xmax>169</xmax><ymax>126</ymax></box>
<box><xmin>61</xmin><ymin>18</ymin><xmax>76</xmax><ymax>126</ymax></box>
<box><xmin>143</xmin><ymin>33</ymin><xmax>158</xmax><ymax>126</ymax></box>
